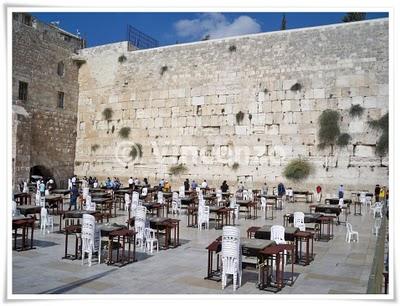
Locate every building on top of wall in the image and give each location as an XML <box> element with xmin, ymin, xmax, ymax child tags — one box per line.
<box><xmin>12</xmin><ymin>13</ymin><xmax>85</xmax><ymax>191</ymax></box>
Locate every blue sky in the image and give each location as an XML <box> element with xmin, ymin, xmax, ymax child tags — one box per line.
<box><xmin>32</xmin><ymin>12</ymin><xmax>388</xmax><ymax>48</ymax></box>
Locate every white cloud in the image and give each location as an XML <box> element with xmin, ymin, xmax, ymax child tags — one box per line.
<box><xmin>174</xmin><ymin>13</ymin><xmax>261</xmax><ymax>40</ymax></box>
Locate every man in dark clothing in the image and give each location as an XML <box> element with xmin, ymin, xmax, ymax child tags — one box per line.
<box><xmin>184</xmin><ymin>179</ymin><xmax>190</xmax><ymax>191</ymax></box>
<box><xmin>221</xmin><ymin>180</ymin><xmax>229</xmax><ymax>193</ymax></box>
<box><xmin>375</xmin><ymin>184</ymin><xmax>380</xmax><ymax>202</ymax></box>
<box><xmin>277</xmin><ymin>183</ymin><xmax>285</xmax><ymax>197</ymax></box>
<box><xmin>69</xmin><ymin>184</ymin><xmax>79</xmax><ymax>211</ymax></box>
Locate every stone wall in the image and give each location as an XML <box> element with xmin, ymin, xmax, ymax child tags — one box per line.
<box><xmin>12</xmin><ymin>13</ymin><xmax>83</xmax><ymax>190</ymax></box>
<box><xmin>75</xmin><ymin>18</ymin><xmax>389</xmax><ymax>193</ymax></box>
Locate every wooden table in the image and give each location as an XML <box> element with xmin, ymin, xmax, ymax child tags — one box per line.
<box><xmin>143</xmin><ymin>202</ymin><xmax>165</xmax><ymax>217</ymax></box>
<box><xmin>236</xmin><ymin>200</ymin><xmax>257</xmax><ymax>219</ymax></box>
<box><xmin>14</xmin><ymin>192</ymin><xmax>31</xmax><ymax>206</ymax></box>
<box><xmin>254</xmin><ymin>225</ymin><xmax>299</xmax><ymax>242</ymax></box>
<box><xmin>283</xmin><ymin>213</ymin><xmax>323</xmax><ymax>227</ymax></box>
<box><xmin>293</xmin><ymin>191</ymin><xmax>313</xmax><ymax>203</ymax></box>
<box><xmin>62</xmin><ymin>224</ymin><xmax>82</xmax><ymax>260</ymax></box>
<box><xmin>51</xmin><ymin>189</ymin><xmax>71</xmax><ymax>196</ymax></box>
<box><xmin>12</xmin><ymin>216</ymin><xmax>35</xmax><ymax>251</ymax></box>
<box><xmin>215</xmin><ymin>207</ymin><xmax>235</xmax><ymax>229</ymax></box>
<box><xmin>316</xmin><ymin>216</ymin><xmax>335</xmax><ymax>241</ymax></box>
<box><xmin>247</xmin><ymin>226</ymin><xmax>261</xmax><ymax>239</ymax></box>
<box><xmin>258</xmin><ymin>244</ymin><xmax>295</xmax><ymax>292</ymax></box>
<box><xmin>353</xmin><ymin>201</ymin><xmax>362</xmax><ymax>216</ymax></box>
<box><xmin>148</xmin><ymin>217</ymin><xmax>175</xmax><ymax>250</ymax></box>
<box><xmin>92</xmin><ymin>198</ymin><xmax>113</xmax><ymax>217</ymax></box>
<box><xmin>187</xmin><ymin>205</ymin><xmax>198</xmax><ymax>227</ymax></box>
<box><xmin>294</xmin><ymin>231</ymin><xmax>314</xmax><ymax>265</ymax></box>
<box><xmin>205</xmin><ymin>236</ymin><xmax>222</xmax><ymax>281</ymax></box>
<box><xmin>106</xmin><ymin>229</ymin><xmax>136</xmax><ymax>267</ymax></box>
<box><xmin>17</xmin><ymin>205</ymin><xmax>41</xmax><ymax>216</ymax></box>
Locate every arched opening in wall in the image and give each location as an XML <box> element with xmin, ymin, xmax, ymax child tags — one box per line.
<box><xmin>29</xmin><ymin>165</ymin><xmax>57</xmax><ymax>187</ymax></box>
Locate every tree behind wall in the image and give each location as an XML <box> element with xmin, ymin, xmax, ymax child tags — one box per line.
<box><xmin>342</xmin><ymin>13</ymin><xmax>366</xmax><ymax>22</ymax></box>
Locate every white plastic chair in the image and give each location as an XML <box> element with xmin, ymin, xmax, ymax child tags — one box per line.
<box><xmin>82</xmin><ymin>187</ymin><xmax>90</xmax><ymax>200</ymax></box>
<box><xmin>40</xmin><ymin>196</ymin><xmax>45</xmax><ymax>207</ymax></box>
<box><xmin>40</xmin><ymin>207</ymin><xmax>54</xmax><ymax>234</ymax></box>
<box><xmin>12</xmin><ymin>201</ymin><xmax>18</xmax><ymax>216</ymax></box>
<box><xmin>372</xmin><ymin>202</ymin><xmax>383</xmax><ymax>218</ymax></box>
<box><xmin>359</xmin><ymin>192</ymin><xmax>367</xmax><ymax>207</ymax></box>
<box><xmin>242</xmin><ymin>190</ymin><xmax>249</xmax><ymax>200</ymax></box>
<box><xmin>172</xmin><ymin>192</ymin><xmax>179</xmax><ymax>202</ymax></box>
<box><xmin>141</xmin><ymin>187</ymin><xmax>148</xmax><ymax>197</ymax></box>
<box><xmin>271</xmin><ymin>225</ymin><xmax>286</xmax><ymax>245</ymax></box>
<box><xmin>179</xmin><ymin>186</ymin><xmax>185</xmax><ymax>198</ymax></box>
<box><xmin>373</xmin><ymin>218</ymin><xmax>381</xmax><ymax>236</ymax></box>
<box><xmin>221</xmin><ymin>226</ymin><xmax>241</xmax><ymax>291</ymax></box>
<box><xmin>86</xmin><ymin>195</ymin><xmax>96</xmax><ymax>212</ymax></box>
<box><xmin>35</xmin><ymin>191</ymin><xmax>41</xmax><ymax>206</ymax></box>
<box><xmin>81</xmin><ymin>214</ymin><xmax>101</xmax><ymax>266</ymax></box>
<box><xmin>294</xmin><ymin>212</ymin><xmax>306</xmax><ymax>231</ymax></box>
<box><xmin>157</xmin><ymin>191</ymin><xmax>164</xmax><ymax>205</ymax></box>
<box><xmin>132</xmin><ymin>191</ymin><xmax>140</xmax><ymax>203</ymax></box>
<box><xmin>45</xmin><ymin>189</ymin><xmax>50</xmax><ymax>196</ymax></box>
<box><xmin>198</xmin><ymin>205</ymin><xmax>210</xmax><ymax>230</ymax></box>
<box><xmin>144</xmin><ymin>227</ymin><xmax>159</xmax><ymax>254</ymax></box>
<box><xmin>124</xmin><ymin>193</ymin><xmax>131</xmax><ymax>211</ymax></box>
<box><xmin>345</xmin><ymin>223</ymin><xmax>359</xmax><ymax>243</ymax></box>
<box><xmin>68</xmin><ymin>179</ymin><xmax>72</xmax><ymax>190</ymax></box>
<box><xmin>171</xmin><ymin>199</ymin><xmax>182</xmax><ymax>216</ymax></box>
<box><xmin>23</xmin><ymin>182</ymin><xmax>29</xmax><ymax>193</ymax></box>
<box><xmin>216</xmin><ymin>190</ymin><xmax>223</xmax><ymax>206</ymax></box>
<box><xmin>260</xmin><ymin>197</ymin><xmax>267</xmax><ymax>213</ymax></box>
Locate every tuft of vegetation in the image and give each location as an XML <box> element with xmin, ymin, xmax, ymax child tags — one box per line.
<box><xmin>248</xmin><ymin>114</ymin><xmax>252</xmax><ymax>121</ymax></box>
<box><xmin>91</xmin><ymin>144</ymin><xmax>100</xmax><ymax>152</ymax></box>
<box><xmin>318</xmin><ymin>109</ymin><xmax>340</xmax><ymax>149</ymax></box>
<box><xmin>169</xmin><ymin>164</ymin><xmax>188</xmax><ymax>176</ymax></box>
<box><xmin>337</xmin><ymin>133</ymin><xmax>352</xmax><ymax>147</ymax></box>
<box><xmin>201</xmin><ymin>34</ymin><xmax>210</xmax><ymax>41</ymax></box>
<box><xmin>160</xmin><ymin>65</ymin><xmax>168</xmax><ymax>76</ymax></box>
<box><xmin>280</xmin><ymin>13</ymin><xmax>287</xmax><ymax>30</ymax></box>
<box><xmin>342</xmin><ymin>13</ymin><xmax>366</xmax><ymax>23</ymax></box>
<box><xmin>349</xmin><ymin>104</ymin><xmax>364</xmax><ymax>118</ymax></box>
<box><xmin>368</xmin><ymin>113</ymin><xmax>388</xmax><ymax>156</ymax></box>
<box><xmin>283</xmin><ymin>159</ymin><xmax>312</xmax><ymax>181</ymax></box>
<box><xmin>102</xmin><ymin>108</ymin><xmax>113</xmax><ymax>121</ymax></box>
<box><xmin>118</xmin><ymin>55</ymin><xmax>127</xmax><ymax>63</ymax></box>
<box><xmin>231</xmin><ymin>162</ymin><xmax>239</xmax><ymax>171</ymax></box>
<box><xmin>290</xmin><ymin>82</ymin><xmax>302</xmax><ymax>91</ymax></box>
<box><xmin>229</xmin><ymin>45</ymin><xmax>237</xmax><ymax>52</ymax></box>
<box><xmin>118</xmin><ymin>127</ymin><xmax>131</xmax><ymax>139</ymax></box>
<box><xmin>263</xmin><ymin>88</ymin><xmax>268</xmax><ymax>94</ymax></box>
<box><xmin>236</xmin><ymin>111</ymin><xmax>245</xmax><ymax>124</ymax></box>
<box><xmin>129</xmin><ymin>143</ymin><xmax>143</xmax><ymax>161</ymax></box>
<box><xmin>75</xmin><ymin>161</ymin><xmax>81</xmax><ymax>166</ymax></box>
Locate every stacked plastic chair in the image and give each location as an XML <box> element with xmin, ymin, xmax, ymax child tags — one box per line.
<box><xmin>294</xmin><ymin>211</ymin><xmax>306</xmax><ymax>231</ymax></box>
<box><xmin>81</xmin><ymin>214</ymin><xmax>101</xmax><ymax>266</ymax></box>
<box><xmin>86</xmin><ymin>195</ymin><xmax>96</xmax><ymax>212</ymax></box>
<box><xmin>135</xmin><ymin>206</ymin><xmax>147</xmax><ymax>250</ymax></box>
<box><xmin>157</xmin><ymin>191</ymin><xmax>164</xmax><ymax>205</ymax></box>
<box><xmin>82</xmin><ymin>187</ymin><xmax>90</xmax><ymax>200</ymax></box>
<box><xmin>197</xmin><ymin>204</ymin><xmax>210</xmax><ymax>230</ymax></box>
<box><xmin>124</xmin><ymin>193</ymin><xmax>131</xmax><ymax>212</ymax></box>
<box><xmin>141</xmin><ymin>187</ymin><xmax>148</xmax><ymax>198</ymax></box>
<box><xmin>221</xmin><ymin>226</ymin><xmax>242</xmax><ymax>291</ymax></box>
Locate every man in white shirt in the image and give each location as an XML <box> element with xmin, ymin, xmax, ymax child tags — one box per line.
<box><xmin>128</xmin><ymin>177</ymin><xmax>134</xmax><ymax>189</ymax></box>
<box><xmin>201</xmin><ymin>180</ymin><xmax>208</xmax><ymax>188</ymax></box>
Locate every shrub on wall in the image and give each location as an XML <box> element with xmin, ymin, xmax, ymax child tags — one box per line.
<box><xmin>229</xmin><ymin>45</ymin><xmax>237</xmax><ymax>52</ymax></box>
<box><xmin>236</xmin><ymin>111</ymin><xmax>245</xmax><ymax>124</ymax></box>
<box><xmin>337</xmin><ymin>133</ymin><xmax>351</xmax><ymax>147</ymax></box>
<box><xmin>349</xmin><ymin>104</ymin><xmax>364</xmax><ymax>118</ymax></box>
<box><xmin>102</xmin><ymin>108</ymin><xmax>113</xmax><ymax>121</ymax></box>
<box><xmin>118</xmin><ymin>127</ymin><xmax>131</xmax><ymax>139</ymax></box>
<box><xmin>129</xmin><ymin>143</ymin><xmax>143</xmax><ymax>161</ymax></box>
<box><xmin>91</xmin><ymin>144</ymin><xmax>100</xmax><ymax>152</ymax></box>
<box><xmin>160</xmin><ymin>66</ymin><xmax>168</xmax><ymax>76</ymax></box>
<box><xmin>118</xmin><ymin>55</ymin><xmax>127</xmax><ymax>63</ymax></box>
<box><xmin>318</xmin><ymin>109</ymin><xmax>340</xmax><ymax>149</ymax></box>
<box><xmin>169</xmin><ymin>164</ymin><xmax>188</xmax><ymax>176</ymax></box>
<box><xmin>290</xmin><ymin>82</ymin><xmax>302</xmax><ymax>91</ymax></box>
<box><xmin>368</xmin><ymin>113</ymin><xmax>388</xmax><ymax>156</ymax></box>
<box><xmin>231</xmin><ymin>162</ymin><xmax>239</xmax><ymax>171</ymax></box>
<box><xmin>283</xmin><ymin>159</ymin><xmax>312</xmax><ymax>181</ymax></box>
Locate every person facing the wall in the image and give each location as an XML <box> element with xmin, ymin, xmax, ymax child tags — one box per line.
<box><xmin>374</xmin><ymin>184</ymin><xmax>381</xmax><ymax>202</ymax></box>
<box><xmin>220</xmin><ymin>180</ymin><xmax>229</xmax><ymax>193</ymax></box>
<box><xmin>39</xmin><ymin>180</ymin><xmax>46</xmax><ymax>197</ymax></box>
<box><xmin>338</xmin><ymin>184</ymin><xmax>344</xmax><ymax>199</ymax></box>
<box><xmin>184</xmin><ymin>179</ymin><xmax>190</xmax><ymax>191</ymax></box>
<box><xmin>69</xmin><ymin>183</ymin><xmax>79</xmax><ymax>211</ymax></box>
<box><xmin>163</xmin><ymin>180</ymin><xmax>171</xmax><ymax>192</ymax></box>
<box><xmin>128</xmin><ymin>177</ymin><xmax>134</xmax><ymax>189</ymax></box>
<box><xmin>191</xmin><ymin>180</ymin><xmax>198</xmax><ymax>190</ymax></box>
<box><xmin>261</xmin><ymin>183</ymin><xmax>268</xmax><ymax>196</ymax></box>
<box><xmin>316</xmin><ymin>185</ymin><xmax>322</xmax><ymax>203</ymax></box>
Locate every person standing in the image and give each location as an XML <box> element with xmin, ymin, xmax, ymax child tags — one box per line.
<box><xmin>261</xmin><ymin>183</ymin><xmax>268</xmax><ymax>196</ymax></box>
<box><xmin>191</xmin><ymin>180</ymin><xmax>198</xmax><ymax>190</ymax></box>
<box><xmin>316</xmin><ymin>185</ymin><xmax>322</xmax><ymax>203</ymax></box>
<box><xmin>184</xmin><ymin>179</ymin><xmax>190</xmax><ymax>191</ymax></box>
<box><xmin>128</xmin><ymin>177</ymin><xmax>134</xmax><ymax>189</ymax></box>
<box><xmin>374</xmin><ymin>184</ymin><xmax>381</xmax><ymax>203</ymax></box>
<box><xmin>379</xmin><ymin>186</ymin><xmax>386</xmax><ymax>203</ymax></box>
<box><xmin>69</xmin><ymin>183</ymin><xmax>79</xmax><ymax>211</ymax></box>
<box><xmin>220</xmin><ymin>180</ymin><xmax>229</xmax><ymax>193</ymax></box>
<box><xmin>277</xmin><ymin>182</ymin><xmax>286</xmax><ymax>197</ymax></box>
<box><xmin>338</xmin><ymin>184</ymin><xmax>344</xmax><ymax>199</ymax></box>
<box><xmin>39</xmin><ymin>180</ymin><xmax>46</xmax><ymax>197</ymax></box>
<box><xmin>201</xmin><ymin>180</ymin><xmax>208</xmax><ymax>189</ymax></box>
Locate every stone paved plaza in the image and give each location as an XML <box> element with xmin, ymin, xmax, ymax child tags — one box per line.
<box><xmin>12</xmin><ymin>200</ymin><xmax>379</xmax><ymax>294</ymax></box>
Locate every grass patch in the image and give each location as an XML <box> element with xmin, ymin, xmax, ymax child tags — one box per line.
<box><xmin>118</xmin><ymin>55</ymin><xmax>127</xmax><ymax>63</ymax></box>
<box><xmin>231</xmin><ymin>162</ymin><xmax>239</xmax><ymax>171</ymax></box>
<box><xmin>318</xmin><ymin>109</ymin><xmax>340</xmax><ymax>149</ymax></box>
<box><xmin>349</xmin><ymin>104</ymin><xmax>364</xmax><ymax>118</ymax></box>
<box><xmin>283</xmin><ymin>159</ymin><xmax>312</xmax><ymax>181</ymax></box>
<box><xmin>290</xmin><ymin>82</ymin><xmax>302</xmax><ymax>91</ymax></box>
<box><xmin>74</xmin><ymin>161</ymin><xmax>81</xmax><ymax>166</ymax></box>
<box><xmin>229</xmin><ymin>45</ymin><xmax>237</xmax><ymax>52</ymax></box>
<box><xmin>236</xmin><ymin>111</ymin><xmax>245</xmax><ymax>124</ymax></box>
<box><xmin>118</xmin><ymin>127</ymin><xmax>131</xmax><ymax>139</ymax></box>
<box><xmin>169</xmin><ymin>164</ymin><xmax>188</xmax><ymax>175</ymax></box>
<box><xmin>368</xmin><ymin>113</ymin><xmax>388</xmax><ymax>156</ymax></box>
<box><xmin>337</xmin><ymin>133</ymin><xmax>351</xmax><ymax>147</ymax></box>
<box><xmin>129</xmin><ymin>144</ymin><xmax>143</xmax><ymax>161</ymax></box>
<box><xmin>160</xmin><ymin>65</ymin><xmax>168</xmax><ymax>76</ymax></box>
<box><xmin>91</xmin><ymin>144</ymin><xmax>100</xmax><ymax>152</ymax></box>
<box><xmin>102</xmin><ymin>108</ymin><xmax>113</xmax><ymax>121</ymax></box>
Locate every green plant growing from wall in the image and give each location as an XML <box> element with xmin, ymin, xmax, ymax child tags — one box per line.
<box><xmin>91</xmin><ymin>144</ymin><xmax>100</xmax><ymax>152</ymax></box>
<box><xmin>283</xmin><ymin>159</ymin><xmax>312</xmax><ymax>181</ymax></box>
<box><xmin>102</xmin><ymin>108</ymin><xmax>113</xmax><ymax>121</ymax></box>
<box><xmin>231</xmin><ymin>162</ymin><xmax>239</xmax><ymax>171</ymax></box>
<box><xmin>236</xmin><ymin>111</ymin><xmax>245</xmax><ymax>124</ymax></box>
<box><xmin>342</xmin><ymin>13</ymin><xmax>366</xmax><ymax>22</ymax></box>
<box><xmin>349</xmin><ymin>104</ymin><xmax>364</xmax><ymax>118</ymax></box>
<box><xmin>318</xmin><ymin>109</ymin><xmax>340</xmax><ymax>149</ymax></box>
<box><xmin>118</xmin><ymin>55</ymin><xmax>127</xmax><ymax>63</ymax></box>
<box><xmin>368</xmin><ymin>113</ymin><xmax>388</xmax><ymax>156</ymax></box>
<box><xmin>75</xmin><ymin>161</ymin><xmax>82</xmax><ymax>166</ymax></box>
<box><xmin>118</xmin><ymin>127</ymin><xmax>131</xmax><ymax>139</ymax></box>
<box><xmin>337</xmin><ymin>133</ymin><xmax>351</xmax><ymax>147</ymax></box>
<box><xmin>169</xmin><ymin>164</ymin><xmax>188</xmax><ymax>176</ymax></box>
<box><xmin>129</xmin><ymin>143</ymin><xmax>143</xmax><ymax>161</ymax></box>
<box><xmin>229</xmin><ymin>45</ymin><xmax>237</xmax><ymax>52</ymax></box>
<box><xmin>160</xmin><ymin>65</ymin><xmax>168</xmax><ymax>76</ymax></box>
<box><xmin>290</xmin><ymin>82</ymin><xmax>302</xmax><ymax>91</ymax></box>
